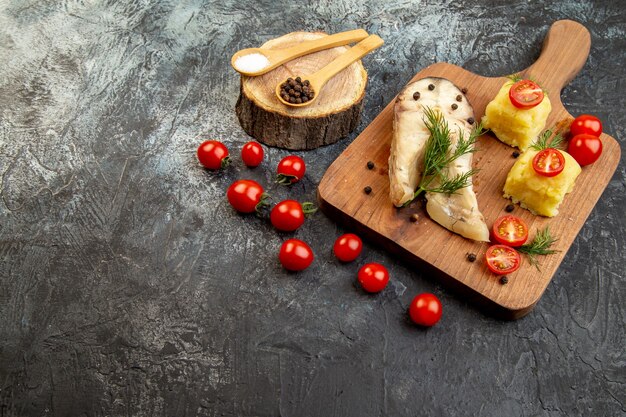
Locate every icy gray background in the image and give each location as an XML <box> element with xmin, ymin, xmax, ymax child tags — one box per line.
<box><xmin>1</xmin><ymin>1</ymin><xmax>624</xmax><ymax>416</ymax></box>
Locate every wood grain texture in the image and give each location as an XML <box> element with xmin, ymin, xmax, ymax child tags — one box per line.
<box><xmin>236</xmin><ymin>32</ymin><xmax>367</xmax><ymax>149</ymax></box>
<box><xmin>318</xmin><ymin>20</ymin><xmax>621</xmax><ymax>319</ymax></box>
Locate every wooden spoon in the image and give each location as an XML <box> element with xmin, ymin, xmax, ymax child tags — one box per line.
<box><xmin>275</xmin><ymin>34</ymin><xmax>384</xmax><ymax>108</ymax></box>
<box><xmin>231</xmin><ymin>29</ymin><xmax>369</xmax><ymax>77</ymax></box>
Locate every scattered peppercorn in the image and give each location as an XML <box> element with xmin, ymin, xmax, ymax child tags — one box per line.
<box><xmin>505</xmin><ymin>204</ymin><xmax>515</xmax><ymax>213</ymax></box>
<box><xmin>467</xmin><ymin>117</ymin><xmax>475</xmax><ymax>125</ymax></box>
<box><xmin>280</xmin><ymin>77</ymin><xmax>315</xmax><ymax>104</ymax></box>
<box><xmin>367</xmin><ymin>161</ymin><xmax>375</xmax><ymax>170</ymax></box>
<box><xmin>456</xmin><ymin>95</ymin><xmax>462</xmax><ymax>102</ymax></box>
<box><xmin>364</xmin><ymin>186</ymin><xmax>372</xmax><ymax>194</ymax></box>
<box><xmin>461</xmin><ymin>87</ymin><xmax>468</xmax><ymax>94</ymax></box>
<box><xmin>512</xmin><ymin>151</ymin><xmax>520</xmax><ymax>158</ymax></box>
<box><xmin>467</xmin><ymin>253</ymin><xmax>477</xmax><ymax>262</ymax></box>
<box><xmin>451</xmin><ymin>103</ymin><xmax>458</xmax><ymax>110</ymax></box>
<box><xmin>500</xmin><ymin>276</ymin><xmax>509</xmax><ymax>285</ymax></box>
<box><xmin>410</xmin><ymin>213</ymin><xmax>419</xmax><ymax>222</ymax></box>
<box><xmin>428</xmin><ymin>84</ymin><xmax>435</xmax><ymax>91</ymax></box>
<box><xmin>413</xmin><ymin>91</ymin><xmax>420</xmax><ymax>100</ymax></box>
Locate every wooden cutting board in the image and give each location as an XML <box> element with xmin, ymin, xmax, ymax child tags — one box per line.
<box><xmin>317</xmin><ymin>20</ymin><xmax>621</xmax><ymax>319</ymax></box>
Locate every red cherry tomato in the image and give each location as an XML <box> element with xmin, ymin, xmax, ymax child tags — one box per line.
<box><xmin>279</xmin><ymin>239</ymin><xmax>314</xmax><ymax>271</ymax></box>
<box><xmin>485</xmin><ymin>244</ymin><xmax>521</xmax><ymax>275</ymax></box>
<box><xmin>276</xmin><ymin>155</ymin><xmax>306</xmax><ymax>184</ymax></box>
<box><xmin>333</xmin><ymin>233</ymin><xmax>363</xmax><ymax>262</ymax></box>
<box><xmin>570</xmin><ymin>114</ymin><xmax>602</xmax><ymax>138</ymax></box>
<box><xmin>568</xmin><ymin>134</ymin><xmax>603</xmax><ymax>166</ymax></box>
<box><xmin>357</xmin><ymin>263</ymin><xmax>389</xmax><ymax>293</ymax></box>
<box><xmin>241</xmin><ymin>141</ymin><xmax>264</xmax><ymax>167</ymax></box>
<box><xmin>532</xmin><ymin>148</ymin><xmax>565</xmax><ymax>177</ymax></box>
<box><xmin>509</xmin><ymin>79</ymin><xmax>544</xmax><ymax>109</ymax></box>
<box><xmin>270</xmin><ymin>200</ymin><xmax>305</xmax><ymax>232</ymax></box>
<box><xmin>197</xmin><ymin>140</ymin><xmax>230</xmax><ymax>170</ymax></box>
<box><xmin>226</xmin><ymin>180</ymin><xmax>265</xmax><ymax>213</ymax></box>
<box><xmin>408</xmin><ymin>293</ymin><xmax>442</xmax><ymax>327</ymax></box>
<box><xmin>492</xmin><ymin>215</ymin><xmax>528</xmax><ymax>247</ymax></box>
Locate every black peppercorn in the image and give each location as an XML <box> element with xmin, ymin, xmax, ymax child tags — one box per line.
<box><xmin>461</xmin><ymin>87</ymin><xmax>468</xmax><ymax>94</ymax></box>
<box><xmin>410</xmin><ymin>213</ymin><xmax>419</xmax><ymax>222</ymax></box>
<box><xmin>505</xmin><ymin>204</ymin><xmax>515</xmax><ymax>212</ymax></box>
<box><xmin>364</xmin><ymin>186</ymin><xmax>372</xmax><ymax>194</ymax></box>
<box><xmin>295</xmin><ymin>76</ymin><xmax>301</xmax><ymax>83</ymax></box>
<box><xmin>280</xmin><ymin>77</ymin><xmax>316</xmax><ymax>104</ymax></box>
<box><xmin>512</xmin><ymin>151</ymin><xmax>520</xmax><ymax>158</ymax></box>
<box><xmin>413</xmin><ymin>91</ymin><xmax>420</xmax><ymax>100</ymax></box>
<box><xmin>428</xmin><ymin>84</ymin><xmax>435</xmax><ymax>91</ymax></box>
<box><xmin>467</xmin><ymin>117</ymin><xmax>475</xmax><ymax>125</ymax></box>
<box><xmin>500</xmin><ymin>276</ymin><xmax>509</xmax><ymax>285</ymax></box>
<box><xmin>456</xmin><ymin>95</ymin><xmax>462</xmax><ymax>102</ymax></box>
<box><xmin>467</xmin><ymin>253</ymin><xmax>477</xmax><ymax>262</ymax></box>
<box><xmin>451</xmin><ymin>103</ymin><xmax>458</xmax><ymax>110</ymax></box>
<box><xmin>367</xmin><ymin>161</ymin><xmax>375</xmax><ymax>170</ymax></box>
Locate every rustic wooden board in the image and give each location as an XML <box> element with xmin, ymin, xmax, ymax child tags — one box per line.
<box><xmin>317</xmin><ymin>20</ymin><xmax>621</xmax><ymax>319</ymax></box>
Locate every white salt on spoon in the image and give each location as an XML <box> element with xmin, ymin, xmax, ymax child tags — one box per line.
<box><xmin>233</xmin><ymin>53</ymin><xmax>270</xmax><ymax>73</ymax></box>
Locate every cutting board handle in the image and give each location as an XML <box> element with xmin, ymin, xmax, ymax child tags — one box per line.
<box><xmin>522</xmin><ymin>20</ymin><xmax>591</xmax><ymax>97</ymax></box>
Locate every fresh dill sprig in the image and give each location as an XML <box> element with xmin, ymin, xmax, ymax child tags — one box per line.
<box><xmin>403</xmin><ymin>107</ymin><xmax>483</xmax><ymax>205</ymax></box>
<box><xmin>530</xmin><ymin>129</ymin><xmax>565</xmax><ymax>151</ymax></box>
<box><xmin>518</xmin><ymin>227</ymin><xmax>559</xmax><ymax>270</ymax></box>
<box><xmin>505</xmin><ymin>73</ymin><xmax>549</xmax><ymax>95</ymax></box>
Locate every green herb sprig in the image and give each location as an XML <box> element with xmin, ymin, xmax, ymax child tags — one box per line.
<box><xmin>530</xmin><ymin>129</ymin><xmax>565</xmax><ymax>151</ymax></box>
<box><xmin>403</xmin><ymin>107</ymin><xmax>483</xmax><ymax>206</ymax></box>
<box><xmin>518</xmin><ymin>227</ymin><xmax>559</xmax><ymax>270</ymax></box>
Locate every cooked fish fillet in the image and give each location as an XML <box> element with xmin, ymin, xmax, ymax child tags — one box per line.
<box><xmin>388</xmin><ymin>77</ymin><xmax>489</xmax><ymax>241</ymax></box>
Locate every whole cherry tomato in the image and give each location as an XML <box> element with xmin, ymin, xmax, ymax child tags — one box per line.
<box><xmin>276</xmin><ymin>155</ymin><xmax>306</xmax><ymax>184</ymax></box>
<box><xmin>270</xmin><ymin>200</ymin><xmax>316</xmax><ymax>232</ymax></box>
<box><xmin>197</xmin><ymin>140</ymin><xmax>230</xmax><ymax>170</ymax></box>
<box><xmin>409</xmin><ymin>293</ymin><xmax>442</xmax><ymax>327</ymax></box>
<box><xmin>226</xmin><ymin>180</ymin><xmax>266</xmax><ymax>213</ymax></box>
<box><xmin>568</xmin><ymin>134</ymin><xmax>603</xmax><ymax>166</ymax></box>
<box><xmin>509</xmin><ymin>79</ymin><xmax>544</xmax><ymax>109</ymax></box>
<box><xmin>570</xmin><ymin>114</ymin><xmax>602</xmax><ymax>138</ymax></box>
<box><xmin>357</xmin><ymin>263</ymin><xmax>389</xmax><ymax>293</ymax></box>
<box><xmin>333</xmin><ymin>234</ymin><xmax>363</xmax><ymax>262</ymax></box>
<box><xmin>279</xmin><ymin>239</ymin><xmax>314</xmax><ymax>271</ymax></box>
<box><xmin>241</xmin><ymin>141</ymin><xmax>264</xmax><ymax>167</ymax></box>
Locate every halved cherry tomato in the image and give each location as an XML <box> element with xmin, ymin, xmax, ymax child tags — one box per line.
<box><xmin>357</xmin><ymin>263</ymin><xmax>389</xmax><ymax>293</ymax></box>
<box><xmin>532</xmin><ymin>148</ymin><xmax>565</xmax><ymax>177</ymax></box>
<box><xmin>485</xmin><ymin>244</ymin><xmax>521</xmax><ymax>275</ymax></box>
<box><xmin>509</xmin><ymin>79</ymin><xmax>544</xmax><ymax>109</ymax></box>
<box><xmin>408</xmin><ymin>293</ymin><xmax>442</xmax><ymax>327</ymax></box>
<box><xmin>270</xmin><ymin>200</ymin><xmax>315</xmax><ymax>232</ymax></box>
<box><xmin>333</xmin><ymin>233</ymin><xmax>363</xmax><ymax>262</ymax></box>
<box><xmin>568</xmin><ymin>134</ymin><xmax>602</xmax><ymax>166</ymax></box>
<box><xmin>492</xmin><ymin>215</ymin><xmax>528</xmax><ymax>247</ymax></box>
<box><xmin>197</xmin><ymin>140</ymin><xmax>229</xmax><ymax>170</ymax></box>
<box><xmin>226</xmin><ymin>180</ymin><xmax>266</xmax><ymax>213</ymax></box>
<box><xmin>241</xmin><ymin>141</ymin><xmax>264</xmax><ymax>167</ymax></box>
<box><xmin>570</xmin><ymin>114</ymin><xmax>602</xmax><ymax>138</ymax></box>
<box><xmin>279</xmin><ymin>239</ymin><xmax>314</xmax><ymax>271</ymax></box>
<box><xmin>276</xmin><ymin>155</ymin><xmax>306</xmax><ymax>184</ymax></box>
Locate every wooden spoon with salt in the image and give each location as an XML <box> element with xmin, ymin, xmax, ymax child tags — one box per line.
<box><xmin>276</xmin><ymin>34</ymin><xmax>384</xmax><ymax>108</ymax></box>
<box><xmin>231</xmin><ymin>29</ymin><xmax>369</xmax><ymax>77</ymax></box>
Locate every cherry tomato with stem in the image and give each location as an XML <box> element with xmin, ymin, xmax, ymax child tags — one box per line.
<box><xmin>409</xmin><ymin>293</ymin><xmax>442</xmax><ymax>327</ymax></box>
<box><xmin>357</xmin><ymin>263</ymin><xmax>389</xmax><ymax>293</ymax></box>
<box><xmin>279</xmin><ymin>239</ymin><xmax>314</xmax><ymax>271</ymax></box>
<box><xmin>333</xmin><ymin>233</ymin><xmax>363</xmax><ymax>262</ymax></box>
<box><xmin>270</xmin><ymin>200</ymin><xmax>317</xmax><ymax>232</ymax></box>
<box><xmin>568</xmin><ymin>134</ymin><xmax>603</xmax><ymax>166</ymax></box>
<box><xmin>197</xmin><ymin>140</ymin><xmax>230</xmax><ymax>170</ymax></box>
<box><xmin>241</xmin><ymin>141</ymin><xmax>264</xmax><ymax>167</ymax></box>
<box><xmin>532</xmin><ymin>148</ymin><xmax>565</xmax><ymax>177</ymax></box>
<box><xmin>492</xmin><ymin>215</ymin><xmax>528</xmax><ymax>247</ymax></box>
<box><xmin>276</xmin><ymin>155</ymin><xmax>306</xmax><ymax>184</ymax></box>
<box><xmin>509</xmin><ymin>79</ymin><xmax>544</xmax><ymax>109</ymax></box>
<box><xmin>226</xmin><ymin>179</ymin><xmax>268</xmax><ymax>213</ymax></box>
<box><xmin>485</xmin><ymin>244</ymin><xmax>521</xmax><ymax>275</ymax></box>
<box><xmin>570</xmin><ymin>114</ymin><xmax>602</xmax><ymax>138</ymax></box>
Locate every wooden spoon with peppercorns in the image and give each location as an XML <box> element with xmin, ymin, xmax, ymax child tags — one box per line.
<box><xmin>231</xmin><ymin>29</ymin><xmax>369</xmax><ymax>77</ymax></box>
<box><xmin>276</xmin><ymin>34</ymin><xmax>384</xmax><ymax>107</ymax></box>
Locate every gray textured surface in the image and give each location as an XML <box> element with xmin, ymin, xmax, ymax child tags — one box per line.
<box><xmin>1</xmin><ymin>1</ymin><xmax>625</xmax><ymax>416</ymax></box>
